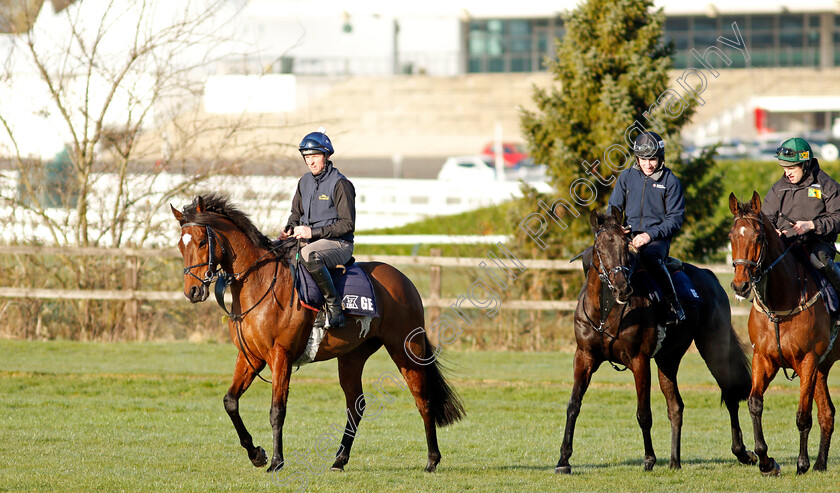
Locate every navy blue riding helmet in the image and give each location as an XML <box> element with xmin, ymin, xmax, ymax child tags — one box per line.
<box><xmin>299</xmin><ymin>129</ymin><xmax>334</xmax><ymax>157</ymax></box>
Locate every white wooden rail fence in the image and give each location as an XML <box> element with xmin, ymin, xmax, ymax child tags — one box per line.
<box><xmin>0</xmin><ymin>245</ymin><xmax>750</xmax><ymax>316</ymax></box>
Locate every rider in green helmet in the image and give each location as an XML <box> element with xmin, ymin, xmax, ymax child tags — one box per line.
<box><xmin>762</xmin><ymin>137</ymin><xmax>840</xmax><ymax>295</ymax></box>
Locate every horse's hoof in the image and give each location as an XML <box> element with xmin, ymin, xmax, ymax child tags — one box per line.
<box><xmin>643</xmin><ymin>457</ymin><xmax>656</xmax><ymax>471</ymax></box>
<box><xmin>250</xmin><ymin>447</ymin><xmax>268</xmax><ymax>467</ymax></box>
<box><xmin>329</xmin><ymin>466</ymin><xmax>345</xmax><ymax>472</ymax></box>
<box><xmin>796</xmin><ymin>462</ymin><xmax>810</xmax><ymax>475</ymax></box>
<box><xmin>669</xmin><ymin>461</ymin><xmax>681</xmax><ymax>470</ymax></box>
<box><xmin>266</xmin><ymin>460</ymin><xmax>284</xmax><ymax>473</ymax></box>
<box><xmin>738</xmin><ymin>450</ymin><xmax>758</xmax><ymax>466</ymax></box>
<box><xmin>814</xmin><ymin>460</ymin><xmax>827</xmax><ymax>471</ymax></box>
<box><xmin>424</xmin><ymin>463</ymin><xmax>437</xmax><ymax>473</ymax></box>
<box><xmin>555</xmin><ymin>465</ymin><xmax>572</xmax><ymax>475</ymax></box>
<box><xmin>760</xmin><ymin>460</ymin><xmax>781</xmax><ymax>477</ymax></box>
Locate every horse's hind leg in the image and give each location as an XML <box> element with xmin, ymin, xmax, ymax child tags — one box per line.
<box><xmin>384</xmin><ymin>335</ymin><xmax>443</xmax><ymax>472</ymax></box>
<box><xmin>556</xmin><ymin>348</ymin><xmax>600</xmax><ymax>475</ymax></box>
<box><xmin>330</xmin><ymin>339</ymin><xmax>383</xmax><ymax>472</ymax></box>
<box><xmin>725</xmin><ymin>394</ymin><xmax>757</xmax><ymax>465</ymax></box>
<box><xmin>813</xmin><ymin>368</ymin><xmax>835</xmax><ymax>471</ymax></box>
<box><xmin>656</xmin><ymin>356</ymin><xmax>684</xmax><ymax>469</ymax></box>
<box><xmin>223</xmin><ymin>352</ymin><xmax>268</xmax><ymax>467</ymax></box>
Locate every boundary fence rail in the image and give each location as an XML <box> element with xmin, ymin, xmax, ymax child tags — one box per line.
<box><xmin>0</xmin><ymin>245</ymin><xmax>749</xmax><ymax>316</ymax></box>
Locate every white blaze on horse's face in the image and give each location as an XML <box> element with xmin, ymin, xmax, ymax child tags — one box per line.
<box><xmin>181</xmin><ymin>233</ymin><xmax>192</xmax><ymax>248</ymax></box>
<box><xmin>739</xmin><ymin>226</ymin><xmax>747</xmax><ymax>237</ymax></box>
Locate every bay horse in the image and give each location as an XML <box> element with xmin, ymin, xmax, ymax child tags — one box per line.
<box><xmin>170</xmin><ymin>194</ymin><xmax>464</xmax><ymax>473</ymax></box>
<box><xmin>729</xmin><ymin>191</ymin><xmax>839</xmax><ymax>475</ymax></box>
<box><xmin>556</xmin><ymin>208</ymin><xmax>755</xmax><ymax>474</ymax></box>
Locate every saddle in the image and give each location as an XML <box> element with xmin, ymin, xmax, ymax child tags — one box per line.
<box><xmin>293</xmin><ymin>256</ymin><xmax>379</xmax><ymax>318</ymax></box>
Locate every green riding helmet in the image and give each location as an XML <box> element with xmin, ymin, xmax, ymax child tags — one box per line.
<box><xmin>774</xmin><ymin>137</ymin><xmax>812</xmax><ymax>168</ymax></box>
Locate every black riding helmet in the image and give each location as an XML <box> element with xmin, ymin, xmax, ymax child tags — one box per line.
<box><xmin>633</xmin><ymin>131</ymin><xmax>665</xmax><ymax>159</ymax></box>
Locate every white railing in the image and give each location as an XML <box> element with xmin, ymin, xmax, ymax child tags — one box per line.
<box><xmin>0</xmin><ymin>171</ymin><xmax>548</xmax><ymax>246</ymax></box>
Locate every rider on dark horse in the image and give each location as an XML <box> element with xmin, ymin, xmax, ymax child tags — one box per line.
<box><xmin>278</xmin><ymin>128</ymin><xmax>355</xmax><ymax>329</ymax></box>
<box><xmin>762</xmin><ymin>136</ymin><xmax>840</xmax><ymax>296</ymax></box>
<box><xmin>603</xmin><ymin>131</ymin><xmax>687</xmax><ymax>325</ymax></box>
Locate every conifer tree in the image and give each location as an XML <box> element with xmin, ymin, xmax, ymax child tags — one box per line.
<box><xmin>518</xmin><ymin>0</ymin><xmax>726</xmax><ymax>260</ymax></box>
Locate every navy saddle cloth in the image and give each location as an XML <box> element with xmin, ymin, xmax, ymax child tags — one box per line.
<box><xmin>808</xmin><ymin>262</ymin><xmax>840</xmax><ymax>315</ymax></box>
<box><xmin>630</xmin><ymin>265</ymin><xmax>701</xmax><ymax>308</ymax></box>
<box><xmin>294</xmin><ymin>261</ymin><xmax>379</xmax><ymax>318</ymax></box>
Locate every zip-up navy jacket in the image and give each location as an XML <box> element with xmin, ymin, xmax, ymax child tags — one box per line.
<box><xmin>286</xmin><ymin>163</ymin><xmax>355</xmax><ymax>242</ymax></box>
<box><xmin>607</xmin><ymin>164</ymin><xmax>685</xmax><ymax>242</ymax></box>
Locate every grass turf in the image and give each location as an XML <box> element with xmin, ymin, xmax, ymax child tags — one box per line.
<box><xmin>1</xmin><ymin>340</ymin><xmax>839</xmax><ymax>492</ymax></box>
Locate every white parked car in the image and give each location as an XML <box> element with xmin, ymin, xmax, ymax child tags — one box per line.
<box><xmin>437</xmin><ymin>155</ymin><xmax>548</xmax><ymax>183</ymax></box>
<box><xmin>436</xmin><ymin>155</ymin><xmax>497</xmax><ymax>181</ymax></box>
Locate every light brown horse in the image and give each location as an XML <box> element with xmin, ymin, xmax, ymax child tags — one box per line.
<box><xmin>729</xmin><ymin>191</ymin><xmax>839</xmax><ymax>475</ymax></box>
<box><xmin>171</xmin><ymin>194</ymin><xmax>464</xmax><ymax>473</ymax></box>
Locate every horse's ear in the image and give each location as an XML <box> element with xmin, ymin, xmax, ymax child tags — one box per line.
<box><xmin>589</xmin><ymin>209</ymin><xmax>603</xmax><ymax>232</ymax></box>
<box><xmin>728</xmin><ymin>192</ymin><xmax>739</xmax><ymax>215</ymax></box>
<box><xmin>196</xmin><ymin>195</ymin><xmax>206</xmax><ymax>213</ymax></box>
<box><xmin>170</xmin><ymin>204</ymin><xmax>183</xmax><ymax>222</ymax></box>
<box><xmin>750</xmin><ymin>191</ymin><xmax>762</xmax><ymax>212</ymax></box>
<box><xmin>609</xmin><ymin>206</ymin><xmax>623</xmax><ymax>225</ymax></box>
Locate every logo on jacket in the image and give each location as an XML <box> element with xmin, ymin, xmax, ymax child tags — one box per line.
<box><xmin>808</xmin><ymin>187</ymin><xmax>822</xmax><ymax>199</ymax></box>
<box><xmin>652</xmin><ymin>183</ymin><xmax>666</xmax><ymax>189</ymax></box>
<box><xmin>318</xmin><ymin>194</ymin><xmax>329</xmax><ymax>200</ymax></box>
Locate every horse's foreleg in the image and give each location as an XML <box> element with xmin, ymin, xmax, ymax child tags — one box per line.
<box><xmin>556</xmin><ymin>349</ymin><xmax>600</xmax><ymax>475</ymax></box>
<box><xmin>331</xmin><ymin>341</ymin><xmax>381</xmax><ymax>472</ymax></box>
<box><xmin>813</xmin><ymin>368</ymin><xmax>835</xmax><ymax>471</ymax></box>
<box><xmin>224</xmin><ymin>351</ymin><xmax>267</xmax><ymax>467</ymax></box>
<box><xmin>749</xmin><ymin>352</ymin><xmax>780</xmax><ymax>476</ymax></box>
<box><xmin>656</xmin><ymin>358</ymin><xmax>684</xmax><ymax>470</ymax></box>
<box><xmin>631</xmin><ymin>357</ymin><xmax>655</xmax><ymax>471</ymax></box>
<box><xmin>795</xmin><ymin>357</ymin><xmax>819</xmax><ymax>475</ymax></box>
<box><xmin>267</xmin><ymin>346</ymin><xmax>293</xmax><ymax>473</ymax></box>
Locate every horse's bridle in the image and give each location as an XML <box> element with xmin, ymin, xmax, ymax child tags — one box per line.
<box><xmin>594</xmin><ymin>228</ymin><xmax>635</xmax><ymax>293</ymax></box>
<box><xmin>180</xmin><ymin>222</ymin><xmax>227</xmax><ymax>286</ymax></box>
<box><xmin>730</xmin><ymin>215</ymin><xmax>769</xmax><ymax>283</ymax></box>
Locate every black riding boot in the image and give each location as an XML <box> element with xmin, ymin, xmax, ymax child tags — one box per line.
<box><xmin>653</xmin><ymin>260</ymin><xmax>686</xmax><ymax>325</ymax></box>
<box><xmin>821</xmin><ymin>261</ymin><xmax>840</xmax><ymax>298</ymax></box>
<box><xmin>305</xmin><ymin>258</ymin><xmax>346</xmax><ymax>329</ymax></box>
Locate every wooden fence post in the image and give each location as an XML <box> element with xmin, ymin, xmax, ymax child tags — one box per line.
<box><xmin>428</xmin><ymin>248</ymin><xmax>442</xmax><ymax>345</ymax></box>
<box><xmin>125</xmin><ymin>256</ymin><xmax>139</xmax><ymax>339</ymax></box>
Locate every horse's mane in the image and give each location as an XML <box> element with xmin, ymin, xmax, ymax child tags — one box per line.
<box><xmin>181</xmin><ymin>194</ymin><xmax>294</xmax><ymax>258</ymax></box>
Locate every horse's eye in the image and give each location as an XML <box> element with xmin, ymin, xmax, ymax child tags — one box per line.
<box><xmin>199</xmin><ymin>239</ymin><xmax>207</xmax><ymax>247</ymax></box>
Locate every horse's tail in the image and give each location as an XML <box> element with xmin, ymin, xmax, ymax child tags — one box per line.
<box><xmin>422</xmin><ymin>335</ymin><xmax>466</xmax><ymax>427</ymax></box>
<box><xmin>690</xmin><ymin>266</ymin><xmax>752</xmax><ymax>404</ymax></box>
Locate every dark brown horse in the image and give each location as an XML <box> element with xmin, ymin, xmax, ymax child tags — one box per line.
<box><xmin>729</xmin><ymin>192</ymin><xmax>839</xmax><ymax>475</ymax></box>
<box><xmin>556</xmin><ymin>208</ymin><xmax>755</xmax><ymax>474</ymax></box>
<box><xmin>170</xmin><ymin>194</ymin><xmax>464</xmax><ymax>473</ymax></box>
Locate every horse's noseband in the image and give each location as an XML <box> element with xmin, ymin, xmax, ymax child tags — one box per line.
<box><xmin>181</xmin><ymin>223</ymin><xmax>227</xmax><ymax>285</ymax></box>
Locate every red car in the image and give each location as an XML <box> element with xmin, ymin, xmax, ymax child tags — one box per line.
<box><xmin>481</xmin><ymin>142</ymin><xmax>529</xmax><ymax>167</ymax></box>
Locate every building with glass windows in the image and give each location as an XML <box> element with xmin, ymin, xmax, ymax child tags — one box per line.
<box><xmin>463</xmin><ymin>9</ymin><xmax>839</xmax><ymax>73</ymax></box>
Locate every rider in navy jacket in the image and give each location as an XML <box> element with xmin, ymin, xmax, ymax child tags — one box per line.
<box><xmin>607</xmin><ymin>131</ymin><xmax>687</xmax><ymax>325</ymax></box>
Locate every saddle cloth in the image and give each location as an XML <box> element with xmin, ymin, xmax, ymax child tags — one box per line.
<box><xmin>630</xmin><ymin>261</ymin><xmax>701</xmax><ymax>308</ymax></box>
<box><xmin>294</xmin><ymin>262</ymin><xmax>379</xmax><ymax>318</ymax></box>
<box><xmin>809</xmin><ymin>263</ymin><xmax>840</xmax><ymax>315</ymax></box>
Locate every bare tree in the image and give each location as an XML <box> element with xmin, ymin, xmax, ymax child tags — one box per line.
<box><xmin>0</xmin><ymin>0</ymin><xmax>292</xmax><ymax>249</ymax></box>
<box><xmin>0</xmin><ymin>0</ymin><xmax>296</xmax><ymax>339</ymax></box>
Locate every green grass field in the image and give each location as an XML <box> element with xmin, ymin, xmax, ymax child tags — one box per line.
<box><xmin>2</xmin><ymin>341</ymin><xmax>840</xmax><ymax>492</ymax></box>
